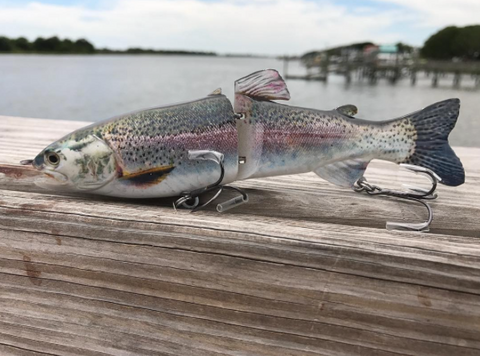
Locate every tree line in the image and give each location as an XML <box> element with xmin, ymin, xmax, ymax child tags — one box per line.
<box><xmin>0</xmin><ymin>36</ymin><xmax>217</xmax><ymax>56</ymax></box>
<box><xmin>1</xmin><ymin>26</ymin><xmax>479</xmax><ymax>60</ymax></box>
<box><xmin>301</xmin><ymin>25</ymin><xmax>479</xmax><ymax>62</ymax></box>
<box><xmin>0</xmin><ymin>36</ymin><xmax>95</xmax><ymax>53</ymax></box>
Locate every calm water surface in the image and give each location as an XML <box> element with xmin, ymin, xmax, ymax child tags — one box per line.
<box><xmin>0</xmin><ymin>55</ymin><xmax>478</xmax><ymax>147</ymax></box>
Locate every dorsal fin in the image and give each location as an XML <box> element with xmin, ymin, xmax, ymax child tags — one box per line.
<box><xmin>235</xmin><ymin>69</ymin><xmax>290</xmax><ymax>101</ymax></box>
<box><xmin>336</xmin><ymin>104</ymin><xmax>358</xmax><ymax>117</ymax></box>
<box><xmin>209</xmin><ymin>88</ymin><xmax>222</xmax><ymax>96</ymax></box>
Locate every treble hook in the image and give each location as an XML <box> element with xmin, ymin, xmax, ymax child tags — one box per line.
<box><xmin>173</xmin><ymin>150</ymin><xmax>248</xmax><ymax>213</ymax></box>
<box><xmin>353</xmin><ymin>164</ymin><xmax>441</xmax><ymax>232</ymax></box>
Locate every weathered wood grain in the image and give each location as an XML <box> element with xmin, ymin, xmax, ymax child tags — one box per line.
<box><xmin>1</xmin><ymin>116</ymin><xmax>480</xmax><ymax>356</ymax></box>
<box><xmin>1</xmin><ymin>116</ymin><xmax>479</xmax><ymax>236</ymax></box>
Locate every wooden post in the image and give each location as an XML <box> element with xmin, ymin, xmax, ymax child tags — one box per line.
<box><xmin>370</xmin><ymin>68</ymin><xmax>377</xmax><ymax>84</ymax></box>
<box><xmin>366</xmin><ymin>63</ymin><xmax>377</xmax><ymax>84</ymax></box>
<box><xmin>344</xmin><ymin>61</ymin><xmax>351</xmax><ymax>84</ymax></box>
<box><xmin>411</xmin><ymin>55</ymin><xmax>419</xmax><ymax>85</ymax></box>
<box><xmin>432</xmin><ymin>71</ymin><xmax>439</xmax><ymax>87</ymax></box>
<box><xmin>283</xmin><ymin>56</ymin><xmax>289</xmax><ymax>78</ymax></box>
<box><xmin>453</xmin><ymin>71</ymin><xmax>461</xmax><ymax>87</ymax></box>
<box><xmin>411</xmin><ymin>68</ymin><xmax>417</xmax><ymax>85</ymax></box>
<box><xmin>320</xmin><ymin>54</ymin><xmax>329</xmax><ymax>82</ymax></box>
<box><xmin>391</xmin><ymin>52</ymin><xmax>400</xmax><ymax>83</ymax></box>
<box><xmin>345</xmin><ymin>69</ymin><xmax>351</xmax><ymax>84</ymax></box>
<box><xmin>390</xmin><ymin>68</ymin><xmax>400</xmax><ymax>83</ymax></box>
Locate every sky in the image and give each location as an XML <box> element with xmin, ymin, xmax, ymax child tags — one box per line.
<box><xmin>0</xmin><ymin>0</ymin><xmax>478</xmax><ymax>55</ymax></box>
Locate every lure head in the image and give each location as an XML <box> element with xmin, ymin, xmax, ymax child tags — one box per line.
<box><xmin>32</xmin><ymin>134</ymin><xmax>117</xmax><ymax>191</ymax></box>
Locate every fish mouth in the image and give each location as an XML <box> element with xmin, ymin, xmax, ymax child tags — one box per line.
<box><xmin>21</xmin><ymin>158</ymin><xmax>68</xmax><ymax>185</ymax></box>
<box><xmin>31</xmin><ymin>162</ymin><xmax>69</xmax><ymax>185</ymax></box>
<box><xmin>33</xmin><ymin>170</ymin><xmax>69</xmax><ymax>191</ymax></box>
<box><xmin>40</xmin><ymin>170</ymin><xmax>68</xmax><ymax>184</ymax></box>
<box><xmin>28</xmin><ymin>154</ymin><xmax>67</xmax><ymax>184</ymax></box>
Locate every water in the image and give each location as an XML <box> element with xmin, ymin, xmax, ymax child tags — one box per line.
<box><xmin>0</xmin><ymin>54</ymin><xmax>478</xmax><ymax>147</ymax></box>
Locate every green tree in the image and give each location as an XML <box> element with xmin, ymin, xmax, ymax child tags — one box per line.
<box><xmin>33</xmin><ymin>36</ymin><xmax>62</xmax><ymax>52</ymax></box>
<box><xmin>421</xmin><ymin>25</ymin><xmax>480</xmax><ymax>60</ymax></box>
<box><xmin>13</xmin><ymin>37</ymin><xmax>31</xmax><ymax>52</ymax></box>
<box><xmin>44</xmin><ymin>36</ymin><xmax>61</xmax><ymax>51</ymax></box>
<box><xmin>73</xmin><ymin>38</ymin><xmax>95</xmax><ymax>53</ymax></box>
<box><xmin>421</xmin><ymin>26</ymin><xmax>459</xmax><ymax>59</ymax></box>
<box><xmin>396</xmin><ymin>42</ymin><xmax>414</xmax><ymax>54</ymax></box>
<box><xmin>0</xmin><ymin>36</ymin><xmax>13</xmax><ymax>52</ymax></box>
<box><xmin>58</xmin><ymin>39</ymin><xmax>74</xmax><ymax>53</ymax></box>
<box><xmin>32</xmin><ymin>37</ymin><xmax>46</xmax><ymax>52</ymax></box>
<box><xmin>451</xmin><ymin>25</ymin><xmax>480</xmax><ymax>60</ymax></box>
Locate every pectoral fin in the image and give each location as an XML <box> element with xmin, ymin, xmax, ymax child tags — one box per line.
<box><xmin>314</xmin><ymin>159</ymin><xmax>369</xmax><ymax>187</ymax></box>
<box><xmin>119</xmin><ymin>165</ymin><xmax>175</xmax><ymax>187</ymax></box>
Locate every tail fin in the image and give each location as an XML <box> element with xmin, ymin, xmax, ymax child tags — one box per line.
<box><xmin>402</xmin><ymin>98</ymin><xmax>464</xmax><ymax>186</ymax></box>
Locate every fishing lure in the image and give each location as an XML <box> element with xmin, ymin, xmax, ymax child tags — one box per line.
<box><xmin>24</xmin><ymin>70</ymin><xmax>464</xmax><ymax>230</ymax></box>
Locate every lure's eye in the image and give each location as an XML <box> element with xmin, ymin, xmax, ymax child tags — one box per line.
<box><xmin>45</xmin><ymin>152</ymin><xmax>60</xmax><ymax>166</ymax></box>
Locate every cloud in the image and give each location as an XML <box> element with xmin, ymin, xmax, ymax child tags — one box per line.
<box><xmin>0</xmin><ymin>0</ymin><xmax>477</xmax><ymax>55</ymax></box>
<box><xmin>376</xmin><ymin>0</ymin><xmax>480</xmax><ymax>28</ymax></box>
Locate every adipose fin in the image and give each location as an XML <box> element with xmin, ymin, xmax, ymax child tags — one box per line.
<box><xmin>336</xmin><ymin>104</ymin><xmax>358</xmax><ymax>117</ymax></box>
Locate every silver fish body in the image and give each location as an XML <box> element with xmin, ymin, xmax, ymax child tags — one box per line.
<box><xmin>31</xmin><ymin>69</ymin><xmax>464</xmax><ymax>201</ymax></box>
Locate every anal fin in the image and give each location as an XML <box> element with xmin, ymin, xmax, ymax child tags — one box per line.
<box><xmin>314</xmin><ymin>159</ymin><xmax>369</xmax><ymax>187</ymax></box>
<box><xmin>119</xmin><ymin>165</ymin><xmax>175</xmax><ymax>187</ymax></box>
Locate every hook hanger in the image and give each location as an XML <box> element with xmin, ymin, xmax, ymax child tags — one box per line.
<box><xmin>353</xmin><ymin>164</ymin><xmax>441</xmax><ymax>232</ymax></box>
<box><xmin>174</xmin><ymin>150</ymin><xmax>248</xmax><ymax>213</ymax></box>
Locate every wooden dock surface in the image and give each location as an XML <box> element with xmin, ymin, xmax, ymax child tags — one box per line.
<box><xmin>1</xmin><ymin>116</ymin><xmax>479</xmax><ymax>356</ymax></box>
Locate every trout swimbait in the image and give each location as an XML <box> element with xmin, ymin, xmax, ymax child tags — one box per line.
<box><xmin>28</xmin><ymin>69</ymin><xmax>465</xmax><ymax>204</ymax></box>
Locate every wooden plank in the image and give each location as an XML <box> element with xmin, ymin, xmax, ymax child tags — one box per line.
<box><xmin>1</xmin><ymin>190</ymin><xmax>480</xmax><ymax>355</ymax></box>
<box><xmin>1</xmin><ymin>116</ymin><xmax>479</xmax><ymax>236</ymax></box>
<box><xmin>1</xmin><ymin>116</ymin><xmax>480</xmax><ymax>355</ymax></box>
